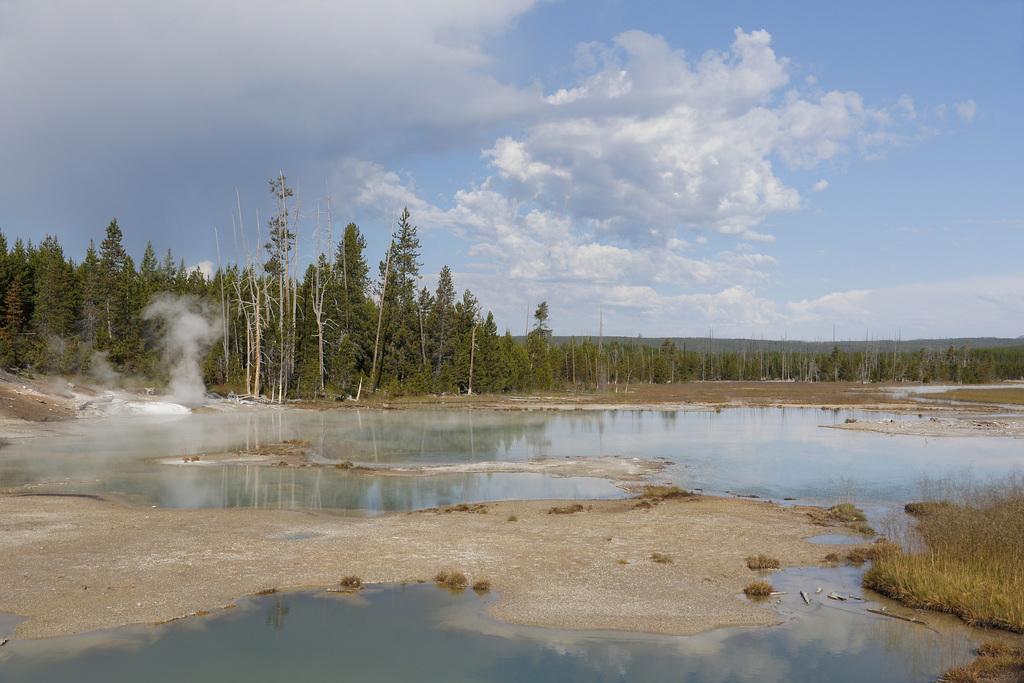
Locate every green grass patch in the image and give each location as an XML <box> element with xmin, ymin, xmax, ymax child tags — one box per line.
<box><xmin>864</xmin><ymin>475</ymin><xmax>1024</xmax><ymax>633</ymax></box>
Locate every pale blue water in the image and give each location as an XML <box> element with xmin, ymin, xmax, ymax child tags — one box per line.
<box><xmin>2</xmin><ymin>405</ymin><xmax>1023</xmax><ymax>681</ymax></box>
<box><xmin>0</xmin><ymin>569</ymin><xmax>1006</xmax><ymax>683</ymax></box>
<box><xmin>2</xmin><ymin>406</ymin><xmax>1020</xmax><ymax>511</ymax></box>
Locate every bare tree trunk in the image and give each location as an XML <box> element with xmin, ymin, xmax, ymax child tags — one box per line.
<box><xmin>468</xmin><ymin>323</ymin><xmax>477</xmax><ymax>395</ymax></box>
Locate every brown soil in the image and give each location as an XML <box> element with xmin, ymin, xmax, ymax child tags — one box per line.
<box><xmin>0</xmin><ymin>371</ymin><xmax>80</xmax><ymax>424</ymax></box>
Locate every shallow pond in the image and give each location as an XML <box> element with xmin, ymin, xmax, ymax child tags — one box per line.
<box><xmin>1</xmin><ymin>406</ymin><xmax>1021</xmax><ymax>512</ymax></box>
<box><xmin>0</xmin><ymin>567</ymin><xmax>1016</xmax><ymax>683</ymax></box>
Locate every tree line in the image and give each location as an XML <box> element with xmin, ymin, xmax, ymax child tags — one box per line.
<box><xmin>1</xmin><ymin>176</ymin><xmax>1021</xmax><ymax>397</ymax></box>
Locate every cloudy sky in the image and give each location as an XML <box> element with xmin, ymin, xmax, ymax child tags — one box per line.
<box><xmin>2</xmin><ymin>0</ymin><xmax>1022</xmax><ymax>340</ymax></box>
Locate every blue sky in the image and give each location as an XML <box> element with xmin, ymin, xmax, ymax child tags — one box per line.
<box><xmin>1</xmin><ymin>0</ymin><xmax>1022</xmax><ymax>340</ymax></box>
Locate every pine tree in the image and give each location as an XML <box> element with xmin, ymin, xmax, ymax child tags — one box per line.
<box><xmin>32</xmin><ymin>235</ymin><xmax>78</xmax><ymax>342</ymax></box>
<box><xmin>429</xmin><ymin>265</ymin><xmax>456</xmax><ymax>375</ymax></box>
<box><xmin>375</xmin><ymin>207</ymin><xmax>422</xmax><ymax>389</ymax></box>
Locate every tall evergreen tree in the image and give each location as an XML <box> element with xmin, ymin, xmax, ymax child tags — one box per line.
<box><xmin>32</xmin><ymin>235</ymin><xmax>77</xmax><ymax>341</ymax></box>
<box><xmin>375</xmin><ymin>207</ymin><xmax>422</xmax><ymax>389</ymax></box>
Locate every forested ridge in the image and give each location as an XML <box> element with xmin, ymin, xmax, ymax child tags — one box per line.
<box><xmin>2</xmin><ymin>178</ymin><xmax>1022</xmax><ymax>399</ymax></box>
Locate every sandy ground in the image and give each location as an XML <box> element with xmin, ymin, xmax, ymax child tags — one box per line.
<box><xmin>827</xmin><ymin>415</ymin><xmax>1024</xmax><ymax>439</ymax></box>
<box><xmin>2</xmin><ymin>372</ymin><xmax>1021</xmax><ymax>642</ymax></box>
<box><xmin>0</xmin><ymin>492</ymin><xmax>855</xmax><ymax>640</ymax></box>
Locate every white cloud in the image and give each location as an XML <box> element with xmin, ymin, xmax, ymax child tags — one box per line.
<box><xmin>897</xmin><ymin>94</ymin><xmax>916</xmax><ymax>120</ymax></box>
<box><xmin>193</xmin><ymin>261</ymin><xmax>216</xmax><ymax>279</ymax></box>
<box><xmin>326</xmin><ymin>27</ymin><xmax>951</xmax><ymax>336</ymax></box>
<box><xmin>480</xmin><ymin>28</ymin><xmax>911</xmax><ymax>248</ymax></box>
<box><xmin>955</xmin><ymin>99</ymin><xmax>978</xmax><ymax>122</ymax></box>
<box><xmin>785</xmin><ymin>273</ymin><xmax>1024</xmax><ymax>338</ymax></box>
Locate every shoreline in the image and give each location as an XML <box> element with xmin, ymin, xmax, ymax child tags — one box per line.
<box><xmin>3</xmin><ymin>375</ymin><xmax>1022</xmax><ymax>643</ymax></box>
<box><xmin>0</xmin><ymin>492</ymin><xmax>864</xmax><ymax>641</ymax></box>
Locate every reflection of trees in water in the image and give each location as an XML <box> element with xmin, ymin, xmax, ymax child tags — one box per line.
<box><xmin>205</xmin><ymin>465</ymin><xmax>502</xmax><ymax>513</ymax></box>
<box><xmin>291</xmin><ymin>411</ymin><xmax>557</xmax><ymax>464</ymax></box>
<box><xmin>265</xmin><ymin>594</ymin><xmax>290</xmax><ymax>632</ymax></box>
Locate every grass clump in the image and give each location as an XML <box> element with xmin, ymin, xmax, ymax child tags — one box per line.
<box><xmin>549</xmin><ymin>503</ymin><xmax>589</xmax><ymax>515</ymax></box>
<box><xmin>636</xmin><ymin>484</ymin><xmax>696</xmax><ymax>503</ymax></box>
<box><xmin>650</xmin><ymin>552</ymin><xmax>674</xmax><ymax>564</ymax></box>
<box><xmin>743</xmin><ymin>580</ymin><xmax>775</xmax><ymax>597</ymax></box>
<box><xmin>903</xmin><ymin>501</ymin><xmax>953</xmax><ymax>516</ymax></box>
<box><xmin>806</xmin><ymin>502</ymin><xmax>874</xmax><ymax>535</ymax></box>
<box><xmin>941</xmin><ymin>640</ymin><xmax>1024</xmax><ymax>682</ymax></box>
<box><xmin>745</xmin><ymin>554</ymin><xmax>780</xmax><ymax>571</ymax></box>
<box><xmin>507</xmin><ymin>514</ymin><xmax>518</xmax><ymax>522</ymax></box>
<box><xmin>434</xmin><ymin>570</ymin><xmax>469</xmax><ymax>590</ymax></box>
<box><xmin>824</xmin><ymin>552</ymin><xmax>841</xmax><ymax>564</ymax></box>
<box><xmin>471</xmin><ymin>579</ymin><xmax>491</xmax><ymax>594</ymax></box>
<box><xmin>864</xmin><ymin>474</ymin><xmax>1024</xmax><ymax>633</ymax></box>
<box><xmin>829</xmin><ymin>502</ymin><xmax>868</xmax><ymax>523</ymax></box>
<box><xmin>339</xmin><ymin>575</ymin><xmax>361</xmax><ymax>588</ymax></box>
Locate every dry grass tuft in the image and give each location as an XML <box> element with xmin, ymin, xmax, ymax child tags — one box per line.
<box><xmin>636</xmin><ymin>484</ymin><xmax>697</xmax><ymax>503</ymax></box>
<box><xmin>940</xmin><ymin>640</ymin><xmax>1024</xmax><ymax>682</ymax></box>
<box><xmin>339</xmin><ymin>575</ymin><xmax>361</xmax><ymax>588</ymax></box>
<box><xmin>903</xmin><ymin>501</ymin><xmax>953</xmax><ymax>517</ymax></box>
<box><xmin>549</xmin><ymin>503</ymin><xmax>590</xmax><ymax>515</ymax></box>
<box><xmin>806</xmin><ymin>502</ymin><xmax>874</xmax><ymax>535</ymax></box>
<box><xmin>746</xmin><ymin>554</ymin><xmax>780</xmax><ymax>571</ymax></box>
<box><xmin>829</xmin><ymin>502</ymin><xmax>868</xmax><ymax>523</ymax></box>
<box><xmin>864</xmin><ymin>473</ymin><xmax>1024</xmax><ymax>633</ymax></box>
<box><xmin>650</xmin><ymin>552</ymin><xmax>674</xmax><ymax>564</ymax></box>
<box><xmin>471</xmin><ymin>579</ymin><xmax>491</xmax><ymax>594</ymax></box>
<box><xmin>434</xmin><ymin>570</ymin><xmax>469</xmax><ymax>590</ymax></box>
<box><xmin>743</xmin><ymin>580</ymin><xmax>775</xmax><ymax>597</ymax></box>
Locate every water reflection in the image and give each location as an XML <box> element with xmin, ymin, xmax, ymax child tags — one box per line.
<box><xmin>0</xmin><ymin>570</ymin><xmax>1011</xmax><ymax>683</ymax></box>
<box><xmin>2</xmin><ymin>407</ymin><xmax>1023</xmax><ymax>512</ymax></box>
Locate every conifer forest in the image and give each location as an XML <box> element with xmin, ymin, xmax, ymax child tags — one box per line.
<box><xmin>1</xmin><ymin>176</ymin><xmax>1021</xmax><ymax>399</ymax></box>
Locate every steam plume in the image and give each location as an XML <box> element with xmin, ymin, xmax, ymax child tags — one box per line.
<box><xmin>143</xmin><ymin>293</ymin><xmax>222</xmax><ymax>406</ymax></box>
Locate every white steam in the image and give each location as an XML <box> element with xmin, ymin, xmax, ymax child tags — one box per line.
<box><xmin>143</xmin><ymin>294</ymin><xmax>222</xmax><ymax>407</ymax></box>
<box><xmin>90</xmin><ymin>350</ymin><xmax>123</xmax><ymax>386</ymax></box>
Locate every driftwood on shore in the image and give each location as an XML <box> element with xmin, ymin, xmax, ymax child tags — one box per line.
<box><xmin>866</xmin><ymin>608</ymin><xmax>929</xmax><ymax>627</ymax></box>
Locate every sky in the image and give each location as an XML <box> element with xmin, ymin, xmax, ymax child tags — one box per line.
<box><xmin>2</xmin><ymin>0</ymin><xmax>1022</xmax><ymax>341</ymax></box>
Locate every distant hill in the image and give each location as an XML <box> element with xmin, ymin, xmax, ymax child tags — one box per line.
<box><xmin>531</xmin><ymin>336</ymin><xmax>1024</xmax><ymax>354</ymax></box>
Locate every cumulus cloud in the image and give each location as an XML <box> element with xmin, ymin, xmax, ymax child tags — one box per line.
<box><xmin>326</xmin><ymin>26</ymin><xmax>952</xmax><ymax>335</ymax></box>
<box><xmin>479</xmin><ymin>28</ymin><xmax>909</xmax><ymax>248</ymax></box>
<box><xmin>955</xmin><ymin>99</ymin><xmax>978</xmax><ymax>122</ymax></box>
